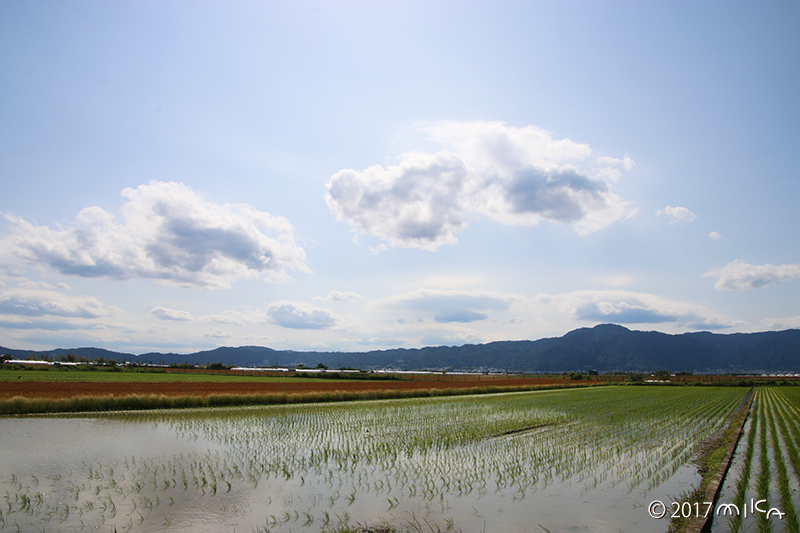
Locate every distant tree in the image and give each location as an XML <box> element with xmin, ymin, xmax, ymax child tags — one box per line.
<box><xmin>568</xmin><ymin>372</ymin><xmax>584</xmax><ymax>380</ymax></box>
<box><xmin>654</xmin><ymin>369</ymin><xmax>670</xmax><ymax>378</ymax></box>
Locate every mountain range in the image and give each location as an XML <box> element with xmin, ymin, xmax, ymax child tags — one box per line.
<box><xmin>2</xmin><ymin>324</ymin><xmax>799</xmax><ymax>373</ymax></box>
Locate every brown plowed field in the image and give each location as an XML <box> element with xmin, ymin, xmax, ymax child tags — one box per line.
<box><xmin>1</xmin><ymin>377</ymin><xmax>580</xmax><ymax>400</ymax></box>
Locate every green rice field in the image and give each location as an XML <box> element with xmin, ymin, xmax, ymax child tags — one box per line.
<box><xmin>711</xmin><ymin>387</ymin><xmax>800</xmax><ymax>533</ymax></box>
<box><xmin>0</xmin><ymin>386</ymin><xmax>770</xmax><ymax>533</ymax></box>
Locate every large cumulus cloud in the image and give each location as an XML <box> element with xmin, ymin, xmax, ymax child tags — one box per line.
<box><xmin>325</xmin><ymin>121</ymin><xmax>635</xmax><ymax>250</ymax></box>
<box><xmin>2</xmin><ymin>181</ymin><xmax>308</xmax><ymax>289</ymax></box>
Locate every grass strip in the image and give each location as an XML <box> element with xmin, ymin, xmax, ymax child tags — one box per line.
<box><xmin>0</xmin><ymin>382</ymin><xmax>605</xmax><ymax>415</ymax></box>
<box><xmin>669</xmin><ymin>388</ymin><xmax>754</xmax><ymax>533</ymax></box>
<box><xmin>755</xmin><ymin>397</ymin><xmax>772</xmax><ymax>533</ymax></box>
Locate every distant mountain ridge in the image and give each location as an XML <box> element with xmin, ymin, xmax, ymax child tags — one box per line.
<box><xmin>2</xmin><ymin>324</ymin><xmax>799</xmax><ymax>373</ymax></box>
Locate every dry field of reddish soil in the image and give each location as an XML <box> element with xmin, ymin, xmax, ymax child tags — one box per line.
<box><xmin>0</xmin><ymin>376</ymin><xmax>589</xmax><ymax>400</ymax></box>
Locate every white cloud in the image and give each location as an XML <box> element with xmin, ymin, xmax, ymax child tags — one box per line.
<box><xmin>384</xmin><ymin>289</ymin><xmax>515</xmax><ymax>324</ymax></box>
<box><xmin>315</xmin><ymin>290</ymin><xmax>366</xmax><ymax>302</ymax></box>
<box><xmin>0</xmin><ymin>287</ymin><xmax>108</xmax><ymax>319</ymax></box>
<box><xmin>757</xmin><ymin>316</ymin><xmax>800</xmax><ymax>331</ymax></box>
<box><xmin>265</xmin><ymin>301</ymin><xmax>339</xmax><ymax>330</ymax></box>
<box><xmin>539</xmin><ymin>290</ymin><xmax>743</xmax><ymax>330</ymax></box>
<box><xmin>657</xmin><ymin>205</ymin><xmax>697</xmax><ymax>224</ymax></box>
<box><xmin>2</xmin><ymin>181</ymin><xmax>308</xmax><ymax>289</ymax></box>
<box><xmin>325</xmin><ymin>121</ymin><xmax>636</xmax><ymax>250</ymax></box>
<box><xmin>205</xmin><ymin>329</ymin><xmax>232</xmax><ymax>339</ymax></box>
<box><xmin>369</xmin><ymin>243</ymin><xmax>389</xmax><ymax>255</ymax></box>
<box><xmin>199</xmin><ymin>311</ymin><xmax>257</xmax><ymax>326</ymax></box>
<box><xmin>704</xmin><ymin>260</ymin><xmax>800</xmax><ymax>291</ymax></box>
<box><xmin>709</xmin><ymin>231</ymin><xmax>722</xmax><ymax>240</ymax></box>
<box><xmin>622</xmin><ymin>155</ymin><xmax>636</xmax><ymax>171</ymax></box>
<box><xmin>149</xmin><ymin>306</ymin><xmax>193</xmax><ymax>321</ymax></box>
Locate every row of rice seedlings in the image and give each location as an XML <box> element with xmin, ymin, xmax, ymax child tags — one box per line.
<box><xmin>723</xmin><ymin>387</ymin><xmax>800</xmax><ymax>533</ymax></box>
<box><xmin>727</xmin><ymin>390</ymin><xmax>759</xmax><ymax>533</ymax></box>
<box><xmin>763</xmin><ymin>388</ymin><xmax>799</xmax><ymax>533</ymax></box>
<box><xmin>770</xmin><ymin>390</ymin><xmax>800</xmax><ymax>483</ymax></box>
<box><xmin>754</xmin><ymin>392</ymin><xmax>774</xmax><ymax>533</ymax></box>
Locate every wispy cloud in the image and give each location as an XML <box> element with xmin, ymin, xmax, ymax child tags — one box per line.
<box><xmin>325</xmin><ymin>121</ymin><xmax>636</xmax><ymax>250</ymax></box>
<box><xmin>704</xmin><ymin>260</ymin><xmax>800</xmax><ymax>291</ymax></box>
<box><xmin>2</xmin><ymin>181</ymin><xmax>308</xmax><ymax>289</ymax></box>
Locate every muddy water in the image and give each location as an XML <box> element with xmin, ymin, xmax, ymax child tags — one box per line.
<box><xmin>0</xmin><ymin>404</ymin><xmax>702</xmax><ymax>533</ymax></box>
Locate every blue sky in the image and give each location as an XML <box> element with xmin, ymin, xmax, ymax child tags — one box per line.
<box><xmin>1</xmin><ymin>1</ymin><xmax>799</xmax><ymax>354</ymax></box>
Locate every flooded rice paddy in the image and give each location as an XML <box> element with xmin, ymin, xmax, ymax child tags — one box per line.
<box><xmin>0</xmin><ymin>386</ymin><xmax>751</xmax><ymax>533</ymax></box>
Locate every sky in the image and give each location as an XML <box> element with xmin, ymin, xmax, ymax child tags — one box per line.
<box><xmin>1</xmin><ymin>1</ymin><xmax>799</xmax><ymax>355</ymax></box>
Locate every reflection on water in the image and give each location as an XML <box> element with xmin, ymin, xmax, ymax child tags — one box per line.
<box><xmin>0</xmin><ymin>388</ymin><xmax>745</xmax><ymax>533</ymax></box>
